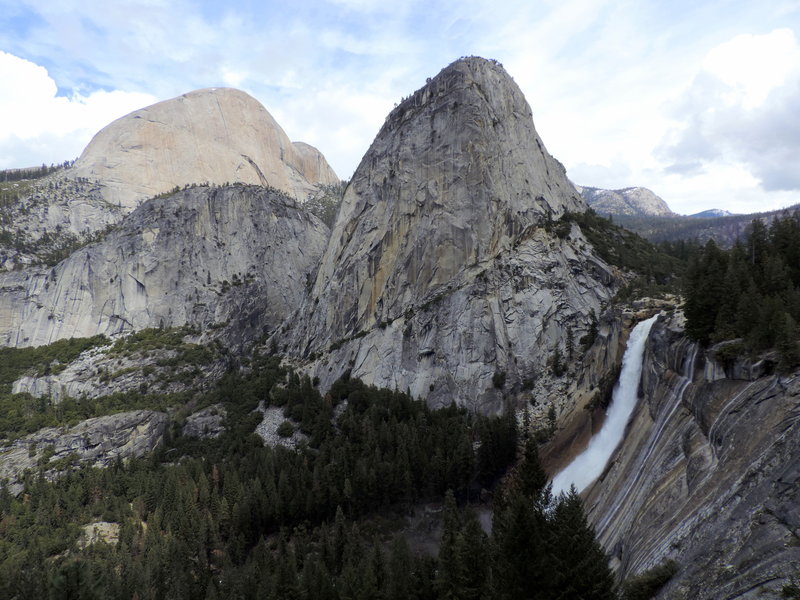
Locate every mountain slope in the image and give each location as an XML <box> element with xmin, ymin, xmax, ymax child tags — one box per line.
<box><xmin>0</xmin><ymin>185</ymin><xmax>328</xmax><ymax>347</ymax></box>
<box><xmin>576</xmin><ymin>185</ymin><xmax>675</xmax><ymax>217</ymax></box>
<box><xmin>70</xmin><ymin>87</ymin><xmax>339</xmax><ymax>210</ymax></box>
<box><xmin>687</xmin><ymin>208</ymin><xmax>735</xmax><ymax>218</ymax></box>
<box><xmin>0</xmin><ymin>88</ymin><xmax>338</xmax><ymax>270</ymax></box>
<box><xmin>614</xmin><ymin>203</ymin><xmax>800</xmax><ymax>247</ymax></box>
<box><xmin>285</xmin><ymin>57</ymin><xmax>619</xmax><ymax>412</ymax></box>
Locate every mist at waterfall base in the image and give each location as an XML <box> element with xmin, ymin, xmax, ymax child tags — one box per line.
<box><xmin>551</xmin><ymin>315</ymin><xmax>659</xmax><ymax>497</ymax></box>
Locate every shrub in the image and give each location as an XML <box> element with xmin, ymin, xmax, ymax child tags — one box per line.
<box><xmin>621</xmin><ymin>560</ymin><xmax>679</xmax><ymax>600</ymax></box>
<box><xmin>276</xmin><ymin>420</ymin><xmax>294</xmax><ymax>438</ymax></box>
<box><xmin>492</xmin><ymin>370</ymin><xmax>506</xmax><ymax>389</ymax></box>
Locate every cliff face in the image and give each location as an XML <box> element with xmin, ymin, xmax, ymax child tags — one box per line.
<box><xmin>0</xmin><ymin>410</ymin><xmax>167</xmax><ymax>495</ymax></box>
<box><xmin>0</xmin><ymin>185</ymin><xmax>328</xmax><ymax>347</ymax></box>
<box><xmin>70</xmin><ymin>87</ymin><xmax>339</xmax><ymax>210</ymax></box>
<box><xmin>285</xmin><ymin>57</ymin><xmax>618</xmax><ymax>412</ymax></box>
<box><xmin>1</xmin><ymin>88</ymin><xmax>338</xmax><ymax>270</ymax></box>
<box><xmin>585</xmin><ymin>314</ymin><xmax>800</xmax><ymax>598</ymax></box>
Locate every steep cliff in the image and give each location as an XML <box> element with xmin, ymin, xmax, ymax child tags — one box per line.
<box><xmin>0</xmin><ymin>185</ymin><xmax>328</xmax><ymax>347</ymax></box>
<box><xmin>70</xmin><ymin>88</ymin><xmax>339</xmax><ymax>210</ymax></box>
<box><xmin>284</xmin><ymin>57</ymin><xmax>619</xmax><ymax>412</ymax></box>
<box><xmin>1</xmin><ymin>88</ymin><xmax>338</xmax><ymax>270</ymax></box>
<box><xmin>585</xmin><ymin>313</ymin><xmax>800</xmax><ymax>598</ymax></box>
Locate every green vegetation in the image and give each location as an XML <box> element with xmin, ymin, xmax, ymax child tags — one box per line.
<box><xmin>613</xmin><ymin>204</ymin><xmax>800</xmax><ymax>247</ymax></box>
<box><xmin>0</xmin><ymin>330</ymin><xmax>217</xmax><ymax>441</ymax></box>
<box><xmin>783</xmin><ymin>571</ymin><xmax>800</xmax><ymax>599</ymax></box>
<box><xmin>561</xmin><ymin>209</ymin><xmax>685</xmax><ymax>296</ymax></box>
<box><xmin>0</xmin><ymin>179</ymin><xmax>35</xmax><ymax>212</ymax></box>
<box><xmin>0</xmin><ymin>389</ymin><xmax>185</xmax><ymax>441</ymax></box>
<box><xmin>0</xmin><ymin>348</ymin><xmax>615</xmax><ymax>599</ymax></box>
<box><xmin>492</xmin><ymin>369</ymin><xmax>506</xmax><ymax>389</ymax></box>
<box><xmin>486</xmin><ymin>441</ymin><xmax>616</xmax><ymax>599</ymax></box>
<box><xmin>684</xmin><ymin>214</ymin><xmax>800</xmax><ymax>368</ymax></box>
<box><xmin>0</xmin><ymin>163</ymin><xmax>66</xmax><ymax>183</ymax></box>
<box><xmin>620</xmin><ymin>560</ymin><xmax>678</xmax><ymax>600</ymax></box>
<box><xmin>107</xmin><ymin>326</ymin><xmax>215</xmax><ymax>368</ymax></box>
<box><xmin>276</xmin><ymin>419</ymin><xmax>294</xmax><ymax>437</ymax></box>
<box><xmin>0</xmin><ymin>335</ymin><xmax>108</xmax><ymax>386</ymax></box>
<box><xmin>0</xmin><ymin>222</ymin><xmax>116</xmax><ymax>267</ymax></box>
<box><xmin>305</xmin><ymin>181</ymin><xmax>347</xmax><ymax>228</ymax></box>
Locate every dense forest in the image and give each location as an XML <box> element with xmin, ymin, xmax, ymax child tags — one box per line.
<box><xmin>683</xmin><ymin>213</ymin><xmax>800</xmax><ymax>368</ymax></box>
<box><xmin>0</xmin><ymin>346</ymin><xmax>622</xmax><ymax>599</ymax></box>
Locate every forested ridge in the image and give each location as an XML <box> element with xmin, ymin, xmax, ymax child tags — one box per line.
<box><xmin>684</xmin><ymin>213</ymin><xmax>800</xmax><ymax>368</ymax></box>
<box><xmin>0</xmin><ymin>349</ymin><xmax>620</xmax><ymax>599</ymax></box>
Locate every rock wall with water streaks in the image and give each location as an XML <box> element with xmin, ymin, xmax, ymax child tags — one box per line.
<box><xmin>585</xmin><ymin>312</ymin><xmax>800</xmax><ymax>598</ymax></box>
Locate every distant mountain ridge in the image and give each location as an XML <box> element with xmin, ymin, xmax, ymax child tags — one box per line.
<box><xmin>576</xmin><ymin>184</ymin><xmax>675</xmax><ymax>217</ymax></box>
<box><xmin>614</xmin><ymin>203</ymin><xmax>800</xmax><ymax>247</ymax></box>
<box><xmin>688</xmin><ymin>208</ymin><xmax>735</xmax><ymax>218</ymax></box>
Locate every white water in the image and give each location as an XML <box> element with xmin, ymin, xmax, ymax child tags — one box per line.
<box><xmin>551</xmin><ymin>315</ymin><xmax>659</xmax><ymax>496</ymax></box>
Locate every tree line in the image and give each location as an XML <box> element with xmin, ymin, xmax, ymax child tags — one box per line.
<box><xmin>684</xmin><ymin>213</ymin><xmax>800</xmax><ymax>368</ymax></box>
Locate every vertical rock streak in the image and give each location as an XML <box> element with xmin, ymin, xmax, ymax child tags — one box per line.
<box><xmin>585</xmin><ymin>318</ymin><xmax>800</xmax><ymax>596</ymax></box>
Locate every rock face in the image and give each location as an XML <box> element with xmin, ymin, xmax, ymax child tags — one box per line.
<box><xmin>584</xmin><ymin>313</ymin><xmax>800</xmax><ymax>598</ymax></box>
<box><xmin>0</xmin><ymin>185</ymin><xmax>328</xmax><ymax>347</ymax></box>
<box><xmin>1</xmin><ymin>89</ymin><xmax>338</xmax><ymax>272</ymax></box>
<box><xmin>12</xmin><ymin>342</ymin><xmax>227</xmax><ymax>403</ymax></box>
<box><xmin>286</xmin><ymin>57</ymin><xmax>618</xmax><ymax>412</ymax></box>
<box><xmin>182</xmin><ymin>404</ymin><xmax>226</xmax><ymax>439</ymax></box>
<box><xmin>70</xmin><ymin>87</ymin><xmax>339</xmax><ymax>210</ymax></box>
<box><xmin>577</xmin><ymin>185</ymin><xmax>674</xmax><ymax>217</ymax></box>
<box><xmin>0</xmin><ymin>410</ymin><xmax>167</xmax><ymax>495</ymax></box>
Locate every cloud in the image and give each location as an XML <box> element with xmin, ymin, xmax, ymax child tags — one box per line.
<box><xmin>658</xmin><ymin>29</ymin><xmax>800</xmax><ymax>193</ymax></box>
<box><xmin>0</xmin><ymin>51</ymin><xmax>155</xmax><ymax>168</ymax></box>
<box><xmin>1</xmin><ymin>1</ymin><xmax>799</xmax><ymax>214</ymax></box>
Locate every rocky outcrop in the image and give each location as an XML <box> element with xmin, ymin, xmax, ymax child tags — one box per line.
<box><xmin>182</xmin><ymin>404</ymin><xmax>226</xmax><ymax>439</ymax></box>
<box><xmin>584</xmin><ymin>313</ymin><xmax>800</xmax><ymax>598</ymax></box>
<box><xmin>11</xmin><ymin>341</ymin><xmax>227</xmax><ymax>402</ymax></box>
<box><xmin>0</xmin><ymin>410</ymin><xmax>167</xmax><ymax>495</ymax></box>
<box><xmin>70</xmin><ymin>87</ymin><xmax>339</xmax><ymax>210</ymax></box>
<box><xmin>540</xmin><ymin>311</ymin><xmax>628</xmax><ymax>474</ymax></box>
<box><xmin>283</xmin><ymin>57</ymin><xmax>618</xmax><ymax>412</ymax></box>
<box><xmin>1</xmin><ymin>89</ymin><xmax>338</xmax><ymax>271</ymax></box>
<box><xmin>0</xmin><ymin>185</ymin><xmax>328</xmax><ymax>347</ymax></box>
<box><xmin>78</xmin><ymin>522</ymin><xmax>121</xmax><ymax>549</ymax></box>
<box><xmin>577</xmin><ymin>185</ymin><xmax>674</xmax><ymax>217</ymax></box>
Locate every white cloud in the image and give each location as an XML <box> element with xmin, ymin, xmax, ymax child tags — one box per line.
<box><xmin>658</xmin><ymin>29</ymin><xmax>800</xmax><ymax>201</ymax></box>
<box><xmin>1</xmin><ymin>1</ymin><xmax>799</xmax><ymax>215</ymax></box>
<box><xmin>0</xmin><ymin>51</ymin><xmax>155</xmax><ymax>168</ymax></box>
<box><xmin>701</xmin><ymin>29</ymin><xmax>800</xmax><ymax>108</ymax></box>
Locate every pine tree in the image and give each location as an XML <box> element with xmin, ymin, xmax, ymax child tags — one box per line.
<box><xmin>490</xmin><ymin>440</ymin><xmax>554</xmax><ymax>599</ymax></box>
<box><xmin>387</xmin><ymin>536</ymin><xmax>413</xmax><ymax>600</ymax></box>
<box><xmin>435</xmin><ymin>490</ymin><xmax>461</xmax><ymax>598</ymax></box>
<box><xmin>550</xmin><ymin>486</ymin><xmax>616</xmax><ymax>600</ymax></box>
<box><xmin>451</xmin><ymin>509</ymin><xmax>488</xmax><ymax>600</ymax></box>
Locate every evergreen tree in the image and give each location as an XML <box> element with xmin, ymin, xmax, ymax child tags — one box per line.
<box><xmin>490</xmin><ymin>440</ymin><xmax>554</xmax><ymax>600</ymax></box>
<box><xmin>550</xmin><ymin>487</ymin><xmax>616</xmax><ymax>600</ymax></box>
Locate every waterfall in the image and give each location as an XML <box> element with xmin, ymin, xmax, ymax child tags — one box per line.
<box><xmin>551</xmin><ymin>314</ymin><xmax>659</xmax><ymax>496</ymax></box>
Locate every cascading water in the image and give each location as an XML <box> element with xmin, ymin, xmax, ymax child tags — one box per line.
<box><xmin>551</xmin><ymin>314</ymin><xmax>659</xmax><ymax>496</ymax></box>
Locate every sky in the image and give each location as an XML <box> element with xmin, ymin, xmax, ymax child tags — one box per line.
<box><xmin>1</xmin><ymin>0</ymin><xmax>799</xmax><ymax>215</ymax></box>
